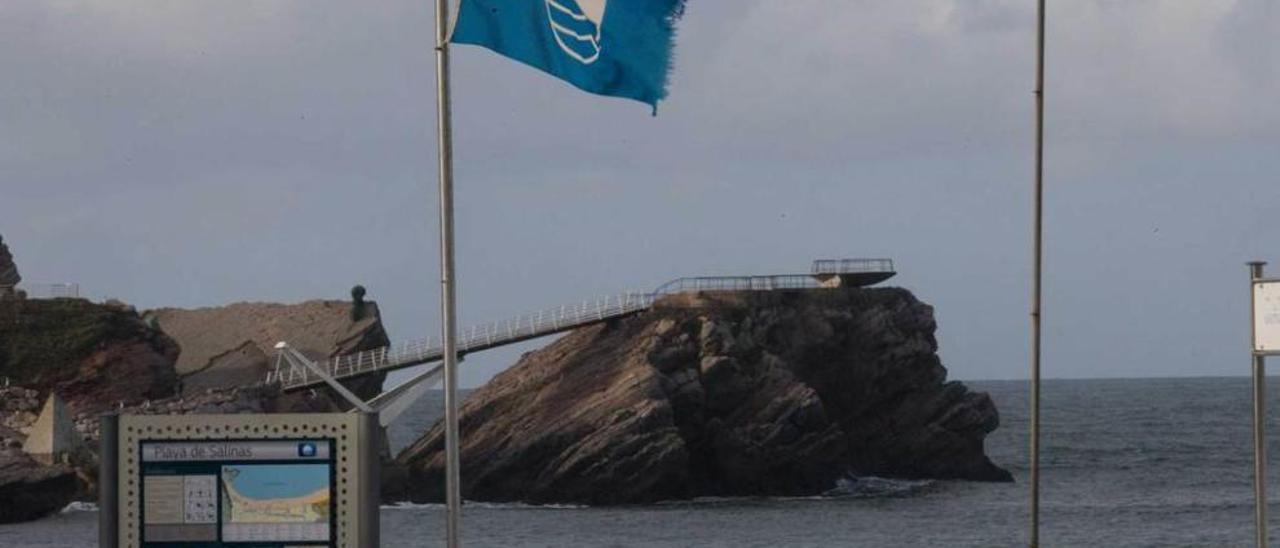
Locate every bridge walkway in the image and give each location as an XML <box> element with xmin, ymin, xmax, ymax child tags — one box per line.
<box><xmin>269</xmin><ymin>259</ymin><xmax>894</xmax><ymax>392</ymax></box>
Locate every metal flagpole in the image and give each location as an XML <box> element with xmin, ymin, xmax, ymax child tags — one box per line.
<box><xmin>1030</xmin><ymin>0</ymin><xmax>1046</xmax><ymax>546</ymax></box>
<box><xmin>434</xmin><ymin>0</ymin><xmax>463</xmax><ymax>546</ymax></box>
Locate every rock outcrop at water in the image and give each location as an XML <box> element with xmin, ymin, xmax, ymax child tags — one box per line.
<box><xmin>0</xmin><ymin>298</ymin><xmax>388</xmax><ymax>418</ymax></box>
<box><xmin>148</xmin><ymin>300</ymin><xmax>390</xmax><ymax>406</ymax></box>
<box><xmin>0</xmin><ymin>388</ymin><xmax>83</xmax><ymax>524</ymax></box>
<box><xmin>393</xmin><ymin>288</ymin><xmax>1010</xmax><ymax>505</ymax></box>
<box><xmin>0</xmin><ymin>450</ymin><xmax>80</xmax><ymax>524</ymax></box>
<box><xmin>0</xmin><ymin>294</ymin><xmax>392</xmax><ymax>523</ymax></box>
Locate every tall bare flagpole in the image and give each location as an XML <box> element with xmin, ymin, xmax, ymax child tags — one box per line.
<box><xmin>1030</xmin><ymin>0</ymin><xmax>1046</xmax><ymax>546</ymax></box>
<box><xmin>434</xmin><ymin>0</ymin><xmax>463</xmax><ymax>546</ymax></box>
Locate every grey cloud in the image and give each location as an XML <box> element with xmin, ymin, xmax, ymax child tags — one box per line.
<box><xmin>1</xmin><ymin>1</ymin><xmax>1276</xmax><ymax>387</ymax></box>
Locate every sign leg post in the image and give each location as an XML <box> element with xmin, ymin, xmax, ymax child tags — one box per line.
<box><xmin>1253</xmin><ymin>260</ymin><xmax>1269</xmax><ymax>548</ymax></box>
<box><xmin>1258</xmin><ymin>354</ymin><xmax>1269</xmax><ymax>548</ymax></box>
<box><xmin>358</xmin><ymin>411</ymin><xmax>382</xmax><ymax>547</ymax></box>
<box><xmin>99</xmin><ymin>413</ymin><xmax>119</xmax><ymax>548</ymax></box>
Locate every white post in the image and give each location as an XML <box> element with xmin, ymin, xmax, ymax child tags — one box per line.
<box><xmin>1252</xmin><ymin>261</ymin><xmax>1269</xmax><ymax>548</ymax></box>
<box><xmin>433</xmin><ymin>0</ymin><xmax>463</xmax><ymax>545</ymax></box>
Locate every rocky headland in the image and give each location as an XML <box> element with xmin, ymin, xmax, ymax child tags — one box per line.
<box><xmin>148</xmin><ymin>299</ymin><xmax>390</xmax><ymax>407</ymax></box>
<box><xmin>0</xmin><ymin>449</ymin><xmax>80</xmax><ymax>524</ymax></box>
<box><xmin>392</xmin><ymin>287</ymin><xmax>1010</xmax><ymax>505</ymax></box>
<box><xmin>0</xmin><ymin>289</ymin><xmax>390</xmax><ymax>523</ymax></box>
<box><xmin>0</xmin><ymin>298</ymin><xmax>181</xmax><ymax>417</ymax></box>
<box><xmin>0</xmin><ymin>229</ymin><xmax>1008</xmax><ymax>519</ymax></box>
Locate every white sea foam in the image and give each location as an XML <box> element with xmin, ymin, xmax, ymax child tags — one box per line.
<box><xmin>382</xmin><ymin>502</ymin><xmax>445</xmax><ymax>510</ymax></box>
<box><xmin>382</xmin><ymin>501</ymin><xmax>588</xmax><ymax>511</ymax></box>
<box><xmin>60</xmin><ymin>502</ymin><xmax>98</xmax><ymax>513</ymax></box>
<box><xmin>822</xmin><ymin>475</ymin><xmax>935</xmax><ymax>498</ymax></box>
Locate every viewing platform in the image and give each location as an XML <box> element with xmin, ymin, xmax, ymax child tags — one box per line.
<box><xmin>811</xmin><ymin>258</ymin><xmax>896</xmax><ymax>288</ymax></box>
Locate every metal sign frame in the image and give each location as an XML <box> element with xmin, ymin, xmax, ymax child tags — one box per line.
<box><xmin>99</xmin><ymin>413</ymin><xmax>379</xmax><ymax>548</ymax></box>
<box><xmin>1254</xmin><ymin>277</ymin><xmax>1280</xmax><ymax>356</ymax></box>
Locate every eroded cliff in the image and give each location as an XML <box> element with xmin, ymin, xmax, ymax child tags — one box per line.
<box><xmin>0</xmin><ymin>295</ymin><xmax>392</xmax><ymax>523</ymax></box>
<box><xmin>394</xmin><ymin>287</ymin><xmax>1010</xmax><ymax>505</ymax></box>
<box><xmin>0</xmin><ymin>299</ymin><xmax>179</xmax><ymax>416</ymax></box>
<box><xmin>148</xmin><ymin>300</ymin><xmax>390</xmax><ymax>406</ymax></box>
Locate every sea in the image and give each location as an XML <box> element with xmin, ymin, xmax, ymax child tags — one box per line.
<box><xmin>3</xmin><ymin>377</ymin><xmax>1278</xmax><ymax>547</ymax></box>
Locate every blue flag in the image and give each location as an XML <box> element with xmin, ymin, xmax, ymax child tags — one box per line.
<box><xmin>451</xmin><ymin>0</ymin><xmax>684</xmax><ymax>111</ymax></box>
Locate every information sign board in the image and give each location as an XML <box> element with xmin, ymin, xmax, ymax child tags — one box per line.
<box><xmin>1257</xmin><ymin>281</ymin><xmax>1280</xmax><ymax>354</ymax></box>
<box><xmin>100</xmin><ymin>413</ymin><xmax>378</xmax><ymax>548</ymax></box>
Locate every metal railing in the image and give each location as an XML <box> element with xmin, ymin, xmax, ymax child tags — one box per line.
<box><xmin>652</xmin><ymin>275</ymin><xmax>824</xmax><ymax>295</ymax></box>
<box><xmin>15</xmin><ymin>283</ymin><xmax>81</xmax><ymax>299</ymax></box>
<box><xmin>812</xmin><ymin>258</ymin><xmax>894</xmax><ymax>274</ymax></box>
<box><xmin>269</xmin><ymin>260</ymin><xmax>895</xmax><ymax>391</ymax></box>
<box><xmin>270</xmin><ymin>292</ymin><xmax>654</xmax><ymax>390</ymax></box>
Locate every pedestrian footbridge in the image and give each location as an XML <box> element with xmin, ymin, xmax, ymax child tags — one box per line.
<box><xmin>268</xmin><ymin>259</ymin><xmax>894</xmax><ymax>392</ymax></box>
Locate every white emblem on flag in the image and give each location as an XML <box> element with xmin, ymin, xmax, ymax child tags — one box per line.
<box><xmin>546</xmin><ymin>0</ymin><xmax>608</xmax><ymax>65</ymax></box>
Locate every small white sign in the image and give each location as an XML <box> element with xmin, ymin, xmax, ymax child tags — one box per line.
<box><xmin>1257</xmin><ymin>281</ymin><xmax>1280</xmax><ymax>353</ymax></box>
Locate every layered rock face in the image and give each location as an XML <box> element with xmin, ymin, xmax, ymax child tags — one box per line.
<box><xmin>0</xmin><ymin>299</ymin><xmax>180</xmax><ymax>416</ymax></box>
<box><xmin>0</xmin><ymin>300</ymin><xmax>182</xmax><ymax>522</ymax></box>
<box><xmin>148</xmin><ymin>300</ymin><xmax>390</xmax><ymax>408</ymax></box>
<box><xmin>0</xmin><ymin>298</ymin><xmax>388</xmax><ymax>422</ymax></box>
<box><xmin>0</xmin><ymin>297</ymin><xmax>392</xmax><ymax>523</ymax></box>
<box><xmin>0</xmin><ymin>450</ymin><xmax>79</xmax><ymax>524</ymax></box>
<box><xmin>395</xmin><ymin>288</ymin><xmax>1009</xmax><ymax>505</ymax></box>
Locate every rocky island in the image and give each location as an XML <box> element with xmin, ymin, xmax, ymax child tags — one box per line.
<box><xmin>391</xmin><ymin>287</ymin><xmax>1010</xmax><ymax>505</ymax></box>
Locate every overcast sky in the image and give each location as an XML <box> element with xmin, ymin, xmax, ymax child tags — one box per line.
<box><xmin>2</xmin><ymin>1</ymin><xmax>1277</xmax><ymax>388</ymax></box>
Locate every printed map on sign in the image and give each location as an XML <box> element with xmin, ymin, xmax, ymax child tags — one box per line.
<box><xmin>220</xmin><ymin>464</ymin><xmax>331</xmax><ymax>542</ymax></box>
<box><xmin>1257</xmin><ymin>281</ymin><xmax>1280</xmax><ymax>353</ymax></box>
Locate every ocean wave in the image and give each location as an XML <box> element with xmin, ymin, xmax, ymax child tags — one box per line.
<box><xmin>821</xmin><ymin>476</ymin><xmax>935</xmax><ymax>498</ymax></box>
<box><xmin>647</xmin><ymin>477</ymin><xmax>936</xmax><ymax>506</ymax></box>
<box><xmin>376</xmin><ymin>478</ymin><xmax>938</xmax><ymax>512</ymax></box>
<box><xmin>61</xmin><ymin>502</ymin><xmax>98</xmax><ymax>513</ymax></box>
<box><xmin>382</xmin><ymin>501</ymin><xmax>588</xmax><ymax>511</ymax></box>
